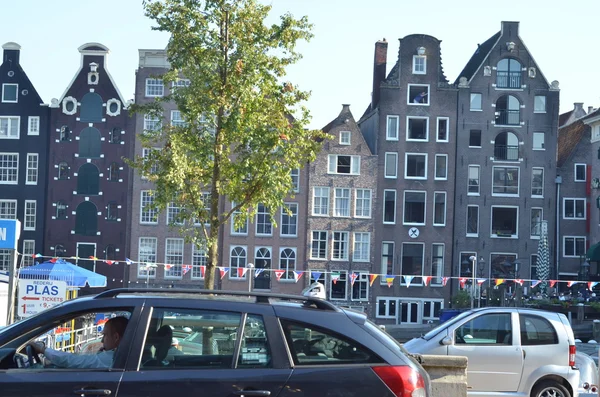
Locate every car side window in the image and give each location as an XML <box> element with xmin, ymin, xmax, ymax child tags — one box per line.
<box><xmin>281</xmin><ymin>320</ymin><xmax>383</xmax><ymax>365</ymax></box>
<box><xmin>454</xmin><ymin>313</ymin><xmax>512</xmax><ymax>345</ymax></box>
<box><xmin>519</xmin><ymin>314</ymin><xmax>558</xmax><ymax>345</ymax></box>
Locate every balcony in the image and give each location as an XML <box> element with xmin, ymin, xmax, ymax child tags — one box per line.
<box><xmin>496</xmin><ymin>71</ymin><xmax>521</xmax><ymax>89</ymax></box>
<box><xmin>494</xmin><ymin>145</ymin><xmax>519</xmax><ymax>161</ymax></box>
<box><xmin>495</xmin><ymin>109</ymin><xmax>520</xmax><ymax>126</ymax></box>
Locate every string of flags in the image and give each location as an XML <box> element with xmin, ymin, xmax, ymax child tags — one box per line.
<box><xmin>21</xmin><ymin>252</ymin><xmax>600</xmax><ymax>290</ymax></box>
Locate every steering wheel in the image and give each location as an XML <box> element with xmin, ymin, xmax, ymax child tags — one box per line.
<box><xmin>26</xmin><ymin>345</ymin><xmax>42</xmax><ymax>367</ymax></box>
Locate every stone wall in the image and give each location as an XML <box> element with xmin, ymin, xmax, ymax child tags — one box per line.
<box><xmin>412</xmin><ymin>354</ymin><xmax>467</xmax><ymax>397</ymax></box>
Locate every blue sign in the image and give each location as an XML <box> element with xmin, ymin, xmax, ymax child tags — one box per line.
<box><xmin>0</xmin><ymin>219</ymin><xmax>20</xmax><ymax>250</ymax></box>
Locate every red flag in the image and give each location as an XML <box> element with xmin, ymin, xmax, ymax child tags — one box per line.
<box><xmin>105</xmin><ymin>260</ymin><xmax>114</xmax><ymax>265</ymax></box>
<box><xmin>442</xmin><ymin>277</ymin><xmax>449</xmax><ymax>286</ymax></box>
<box><xmin>422</xmin><ymin>276</ymin><xmax>432</xmax><ymax>286</ymax></box>
<box><xmin>219</xmin><ymin>267</ymin><xmax>229</xmax><ymax>279</ymax></box>
<box><xmin>514</xmin><ymin>279</ymin><xmax>524</xmax><ymax>286</ymax></box>
<box><xmin>237</xmin><ymin>267</ymin><xmax>249</xmax><ymax>278</ymax></box>
<box><xmin>459</xmin><ymin>277</ymin><xmax>467</xmax><ymax>289</ymax></box>
<box><xmin>369</xmin><ymin>274</ymin><xmax>378</xmax><ymax>286</ymax></box>
<box><xmin>200</xmin><ymin>266</ymin><xmax>206</xmax><ymax>278</ymax></box>
<box><xmin>275</xmin><ymin>270</ymin><xmax>285</xmax><ymax>281</ymax></box>
<box><xmin>164</xmin><ymin>264</ymin><xmax>173</xmax><ymax>271</ymax></box>
<box><xmin>50</xmin><ymin>258</ymin><xmax>57</xmax><ymax>263</ymax></box>
<box><xmin>350</xmin><ymin>273</ymin><xmax>358</xmax><ymax>286</ymax></box>
<box><xmin>182</xmin><ymin>265</ymin><xmax>192</xmax><ymax>275</ymax></box>
<box><xmin>549</xmin><ymin>280</ymin><xmax>557</xmax><ymax>288</ymax></box>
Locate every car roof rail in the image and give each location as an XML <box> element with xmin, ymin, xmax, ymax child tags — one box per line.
<box><xmin>93</xmin><ymin>288</ymin><xmax>339</xmax><ymax>311</ymax></box>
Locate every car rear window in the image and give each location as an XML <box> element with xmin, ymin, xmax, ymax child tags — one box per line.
<box><xmin>281</xmin><ymin>319</ymin><xmax>383</xmax><ymax>366</ymax></box>
<box><xmin>519</xmin><ymin>314</ymin><xmax>558</xmax><ymax>345</ymax></box>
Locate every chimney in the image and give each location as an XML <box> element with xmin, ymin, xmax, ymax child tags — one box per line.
<box><xmin>589</xmin><ymin>106</ymin><xmax>594</xmax><ymax>114</ymax></box>
<box><xmin>2</xmin><ymin>42</ymin><xmax>21</xmax><ymax>65</ymax></box>
<box><xmin>371</xmin><ymin>39</ymin><xmax>388</xmax><ymax>110</ymax></box>
<box><xmin>501</xmin><ymin>21</ymin><xmax>519</xmax><ymax>37</ymax></box>
<box><xmin>574</xmin><ymin>102</ymin><xmax>584</xmax><ymax>111</ymax></box>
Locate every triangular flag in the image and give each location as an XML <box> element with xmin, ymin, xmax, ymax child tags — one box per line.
<box><xmin>477</xmin><ymin>278</ymin><xmax>486</xmax><ymax>286</ymax></box>
<box><xmin>237</xmin><ymin>267</ymin><xmax>248</xmax><ymax>278</ymax></box>
<box><xmin>369</xmin><ymin>274</ymin><xmax>378</xmax><ymax>286</ymax></box>
<box><xmin>182</xmin><ymin>265</ymin><xmax>192</xmax><ymax>275</ymax></box>
<box><xmin>50</xmin><ymin>258</ymin><xmax>57</xmax><ymax>263</ymax></box>
<box><xmin>164</xmin><ymin>264</ymin><xmax>173</xmax><ymax>271</ymax></box>
<box><xmin>331</xmin><ymin>272</ymin><xmax>341</xmax><ymax>285</ymax></box>
<box><xmin>69</xmin><ymin>256</ymin><xmax>78</xmax><ymax>260</ymax></box>
<box><xmin>125</xmin><ymin>258</ymin><xmax>133</xmax><ymax>265</ymax></box>
<box><xmin>350</xmin><ymin>272</ymin><xmax>358</xmax><ymax>286</ymax></box>
<box><xmin>442</xmin><ymin>277</ymin><xmax>449</xmax><ymax>287</ymax></box>
<box><xmin>274</xmin><ymin>270</ymin><xmax>285</xmax><ymax>281</ymax></box>
<box><xmin>531</xmin><ymin>280</ymin><xmax>542</xmax><ymax>288</ymax></box>
<box><xmin>311</xmin><ymin>271</ymin><xmax>322</xmax><ymax>281</ymax></box>
<box><xmin>89</xmin><ymin>256</ymin><xmax>98</xmax><ymax>260</ymax></box>
<box><xmin>549</xmin><ymin>280</ymin><xmax>557</xmax><ymax>288</ymax></box>
<box><xmin>514</xmin><ymin>279</ymin><xmax>524</xmax><ymax>286</ymax></box>
<box><xmin>459</xmin><ymin>277</ymin><xmax>467</xmax><ymax>289</ymax></box>
<box><xmin>386</xmin><ymin>276</ymin><xmax>394</xmax><ymax>287</ymax></box>
<box><xmin>105</xmin><ymin>260</ymin><xmax>114</xmax><ymax>265</ymax></box>
<box><xmin>589</xmin><ymin>281</ymin><xmax>599</xmax><ymax>290</ymax></box>
<box><xmin>422</xmin><ymin>276</ymin><xmax>432</xmax><ymax>286</ymax></box>
<box><xmin>404</xmin><ymin>275</ymin><xmax>414</xmax><ymax>288</ymax></box>
<box><xmin>219</xmin><ymin>267</ymin><xmax>229</xmax><ymax>279</ymax></box>
<box><xmin>567</xmin><ymin>281</ymin><xmax>578</xmax><ymax>288</ymax></box>
<box><xmin>33</xmin><ymin>253</ymin><xmax>42</xmax><ymax>258</ymax></box>
<box><xmin>495</xmin><ymin>279</ymin><xmax>504</xmax><ymax>286</ymax></box>
<box><xmin>254</xmin><ymin>268</ymin><xmax>264</xmax><ymax>278</ymax></box>
<box><xmin>293</xmin><ymin>271</ymin><xmax>303</xmax><ymax>283</ymax></box>
<box><xmin>200</xmin><ymin>265</ymin><xmax>206</xmax><ymax>278</ymax></box>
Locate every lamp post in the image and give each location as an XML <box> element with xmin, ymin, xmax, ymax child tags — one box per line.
<box><xmin>469</xmin><ymin>256</ymin><xmax>477</xmax><ymax>309</ymax></box>
<box><xmin>478</xmin><ymin>257</ymin><xmax>486</xmax><ymax>307</ymax></box>
<box><xmin>246</xmin><ymin>262</ymin><xmax>254</xmax><ymax>292</ymax></box>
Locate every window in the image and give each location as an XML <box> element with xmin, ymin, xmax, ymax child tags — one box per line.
<box><xmin>496</xmin><ymin>58</ymin><xmax>522</xmax><ymax>88</ymax></box>
<box><xmin>329</xmin><ymin>271</ymin><xmax>347</xmax><ymax>300</ymax></box>
<box><xmin>109</xmin><ymin>128</ymin><xmax>121</xmax><ymax>144</ymax></box>
<box><xmin>333</xmin><ymin>188</ymin><xmax>350</xmax><ymax>217</ymax></box>
<box><xmin>407</xmin><ymin>84</ymin><xmax>430</xmax><ymax>105</ymax></box>
<box><xmin>403</xmin><ymin>191</ymin><xmax>426</xmax><ymax>225</ymax></box>
<box><xmin>77</xmin><ymin>164</ymin><xmax>100</xmax><ymax>195</ymax></box>
<box><xmin>108</xmin><ymin>162</ymin><xmax>120</xmax><ymax>182</ymax></box>
<box><xmin>230</xmin><ymin>202</ymin><xmax>248</xmax><ymax>235</ymax></box>
<box><xmin>433</xmin><ymin>192</ymin><xmax>446</xmax><ymax>226</ymax></box>
<box><xmin>386</xmin><ymin>115</ymin><xmax>399</xmax><ymax>140</ymax></box>
<box><xmin>290</xmin><ymin>168</ymin><xmax>300</xmax><ymax>192</ymax></box>
<box><xmin>141</xmin><ymin>190</ymin><xmax>158</xmax><ymax>224</ymax></box>
<box><xmin>353</xmin><ymin>232</ymin><xmax>370</xmax><ymax>262</ymax></box>
<box><xmin>332</xmin><ymin>231</ymin><xmax>349</xmax><ymax>260</ymax></box>
<box><xmin>437</xmin><ymin>117</ymin><xmax>449</xmax><ymax>142</ymax></box>
<box><xmin>107</xmin><ymin>202</ymin><xmax>118</xmax><ymax>221</ymax></box>
<box><xmin>0</xmin><ymin>153</ymin><xmax>18</xmax><ymax>183</ymax></box>
<box><xmin>469</xmin><ymin>130</ymin><xmax>481</xmax><ymax>147</ymax></box>
<box><xmin>533</xmin><ymin>132</ymin><xmax>545</xmax><ymax>150</ymax></box>
<box><xmin>413</xmin><ymin>55</ymin><xmax>426</xmax><ymax>74</ymax></box>
<box><xmin>468</xmin><ymin>165</ymin><xmax>480</xmax><ymax>194</ymax></box>
<box><xmin>144</xmin><ymin>114</ymin><xmax>161</xmax><ymax>131</ymax></box>
<box><xmin>165</xmin><ymin>238</ymin><xmax>184</xmax><ymax>278</ymax></box>
<box><xmin>171</xmin><ymin>110</ymin><xmax>187</xmax><ymax>127</ymax></box>
<box><xmin>406</xmin><ymin>117</ymin><xmax>428</xmax><ymax>141</ymax></box>
<box><xmin>467</xmin><ymin>205</ymin><xmax>479</xmax><ymax>236</ymax></box>
<box><xmin>470</xmin><ymin>93</ymin><xmax>482</xmax><ymax>110</ymax></box>
<box><xmin>22</xmin><ymin>240</ymin><xmax>35</xmax><ymax>267</ymax></box>
<box><xmin>563</xmin><ymin>198</ymin><xmax>586</xmax><ymax>219</ymax></box>
<box><xmin>383</xmin><ymin>189</ymin><xmax>396</xmax><ymax>224</ymax></box>
<box><xmin>492</xmin><ymin>166</ymin><xmax>519</xmax><ymax>196</ymax></box>
<box><xmin>328</xmin><ymin>155</ymin><xmax>360</xmax><ymax>175</ymax></box>
<box><xmin>256</xmin><ymin>203</ymin><xmax>272</xmax><ymax>235</ymax></box>
<box><xmin>310</xmin><ymin>231</ymin><xmax>327</xmax><ymax>260</ymax></box>
<box><xmin>171</xmin><ymin>78</ymin><xmax>191</xmax><ymax>90</ymax></box>
<box><xmin>145</xmin><ymin>78</ymin><xmax>164</xmax><ymax>97</ymax></box>
<box><xmin>384</xmin><ymin>152</ymin><xmax>398</xmax><ymax>178</ymax></box>
<box><xmin>531</xmin><ymin>208</ymin><xmax>543</xmax><ymax>238</ymax></box>
<box><xmin>58</xmin><ymin>162</ymin><xmax>69</xmax><ymax>180</ymax></box>
<box><xmin>56</xmin><ymin>201</ymin><xmax>67</xmax><ymax>219</ymax></box>
<box><xmin>339</xmin><ymin>131</ymin><xmax>351</xmax><ymax>145</ymax></box>
<box><xmin>435</xmin><ymin>154</ymin><xmax>447</xmax><ymax>180</ymax></box>
<box><xmin>0</xmin><ymin>250</ymin><xmax>10</xmax><ymax>271</ymax></box>
<box><xmin>26</xmin><ymin>153</ymin><xmax>38</xmax><ymax>184</ymax></box>
<box><xmin>24</xmin><ymin>200</ymin><xmax>36</xmax><ymax>230</ymax></box>
<box><xmin>54</xmin><ymin>244</ymin><xmax>67</xmax><ymax>257</ymax></box>
<box><xmin>377</xmin><ymin>297</ymin><xmax>397</xmax><ymax>318</ymax></box>
<box><xmin>28</xmin><ymin>116</ymin><xmax>40</xmax><ymax>135</ymax></box>
<box><xmin>279</xmin><ymin>247</ymin><xmax>296</xmax><ymax>280</ymax></box>
<box><xmin>141</xmin><ymin>148</ymin><xmax>159</xmax><ymax>179</ymax></box>
<box><xmin>520</xmin><ymin>314</ymin><xmax>558</xmax><ymax>345</ymax></box>
<box><xmin>491</xmin><ymin>206</ymin><xmax>518</xmax><ymax>238</ymax></box>
<box><xmin>532</xmin><ymin>168</ymin><xmax>544</xmax><ymax>197</ymax></box>
<box><xmin>354</xmin><ymin>189</ymin><xmax>371</xmax><ymax>218</ymax></box>
<box><xmin>575</xmin><ymin>164</ymin><xmax>586</xmax><ymax>182</ymax></box>
<box><xmin>167</xmin><ymin>202</ymin><xmax>183</xmax><ymax>225</ymax></box>
<box><xmin>563</xmin><ymin>236</ymin><xmax>586</xmax><ymax>257</ymax></box>
<box><xmin>380</xmin><ymin>242</ymin><xmax>395</xmax><ymax>276</ymax></box>
<box><xmin>79</xmin><ymin>127</ymin><xmax>101</xmax><ymax>158</ymax></box>
<box><xmin>405</xmin><ymin>153</ymin><xmax>427</xmax><ymax>179</ymax></box>
<box><xmin>79</xmin><ymin>92</ymin><xmax>103</xmax><ymax>123</ymax></box>
<box><xmin>0</xmin><ymin>116</ymin><xmax>19</xmax><ymax>139</ymax></box>
<box><xmin>105</xmin><ymin>245</ymin><xmax>116</xmax><ymax>260</ymax></box>
<box><xmin>2</xmin><ymin>83</ymin><xmax>18</xmax><ymax>102</ymax></box>
<box><xmin>495</xmin><ymin>95</ymin><xmax>520</xmax><ymax>125</ymax></box>
<box><xmin>192</xmin><ymin>246</ymin><xmax>207</xmax><ymax>279</ymax></box>
<box><xmin>351</xmin><ymin>272</ymin><xmax>369</xmax><ymax>301</ymax></box>
<box><xmin>254</xmin><ymin>248</ymin><xmax>271</xmax><ymax>289</ymax></box>
<box><xmin>431</xmin><ymin>244</ymin><xmax>444</xmax><ymax>285</ymax></box>
<box><xmin>401</xmin><ymin>243</ymin><xmax>424</xmax><ymax>282</ymax></box>
<box><xmin>494</xmin><ymin>131</ymin><xmax>519</xmax><ymax>161</ymax></box>
<box><xmin>75</xmin><ymin>201</ymin><xmax>98</xmax><ymax>236</ymax></box>
<box><xmin>455</xmin><ymin>313</ymin><xmax>512</xmax><ymax>345</ymax></box>
<box><xmin>281</xmin><ymin>203</ymin><xmax>298</xmax><ymax>237</ymax></box>
<box><xmin>139</xmin><ymin>258</ymin><xmax>158</xmax><ymax>280</ymax></box>
<box><xmin>534</xmin><ymin>96</ymin><xmax>546</xmax><ymax>113</ymax></box>
<box><xmin>229</xmin><ymin>246</ymin><xmax>247</xmax><ymax>279</ymax></box>
<box><xmin>59</xmin><ymin>126</ymin><xmax>70</xmax><ymax>141</ymax></box>
<box><xmin>312</xmin><ymin>187</ymin><xmax>329</xmax><ymax>216</ymax></box>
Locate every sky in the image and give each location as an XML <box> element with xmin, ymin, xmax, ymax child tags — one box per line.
<box><xmin>1</xmin><ymin>0</ymin><xmax>598</xmax><ymax>129</ymax></box>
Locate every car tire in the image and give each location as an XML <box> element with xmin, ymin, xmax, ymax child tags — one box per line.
<box><xmin>531</xmin><ymin>381</ymin><xmax>571</xmax><ymax>397</ymax></box>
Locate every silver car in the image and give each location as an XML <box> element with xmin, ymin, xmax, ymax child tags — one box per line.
<box><xmin>403</xmin><ymin>307</ymin><xmax>598</xmax><ymax>397</ymax></box>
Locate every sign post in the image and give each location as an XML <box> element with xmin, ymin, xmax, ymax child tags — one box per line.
<box><xmin>17</xmin><ymin>279</ymin><xmax>67</xmax><ymax>318</ymax></box>
<box><xmin>0</xmin><ymin>220</ymin><xmax>21</xmax><ymax>325</ymax></box>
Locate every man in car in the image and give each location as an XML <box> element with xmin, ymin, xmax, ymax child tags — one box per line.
<box><xmin>28</xmin><ymin>316</ymin><xmax>128</xmax><ymax>369</ymax></box>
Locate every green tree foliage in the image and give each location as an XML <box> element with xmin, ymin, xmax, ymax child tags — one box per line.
<box><xmin>131</xmin><ymin>0</ymin><xmax>326</xmax><ymax>289</ymax></box>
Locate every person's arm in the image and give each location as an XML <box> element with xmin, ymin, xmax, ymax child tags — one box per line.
<box><xmin>31</xmin><ymin>342</ymin><xmax>113</xmax><ymax>369</ymax></box>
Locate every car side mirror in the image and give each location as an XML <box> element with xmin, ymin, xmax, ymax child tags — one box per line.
<box><xmin>440</xmin><ymin>336</ymin><xmax>452</xmax><ymax>346</ymax></box>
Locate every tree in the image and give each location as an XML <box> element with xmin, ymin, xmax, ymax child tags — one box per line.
<box><xmin>130</xmin><ymin>0</ymin><xmax>326</xmax><ymax>290</ymax></box>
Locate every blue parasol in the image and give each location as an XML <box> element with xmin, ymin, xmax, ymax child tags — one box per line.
<box><xmin>19</xmin><ymin>259</ymin><xmax>107</xmax><ymax>288</ymax></box>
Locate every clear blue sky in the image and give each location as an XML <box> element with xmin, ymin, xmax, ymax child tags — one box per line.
<box><xmin>1</xmin><ymin>0</ymin><xmax>598</xmax><ymax>129</ymax></box>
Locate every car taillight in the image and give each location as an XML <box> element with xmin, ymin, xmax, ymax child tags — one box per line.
<box><xmin>569</xmin><ymin>344</ymin><xmax>576</xmax><ymax>367</ymax></box>
<box><xmin>372</xmin><ymin>365</ymin><xmax>426</xmax><ymax>397</ymax></box>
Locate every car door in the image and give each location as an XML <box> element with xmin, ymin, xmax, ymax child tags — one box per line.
<box><xmin>117</xmin><ymin>301</ymin><xmax>292</xmax><ymax>397</ymax></box>
<box><xmin>448</xmin><ymin>311</ymin><xmax>523</xmax><ymax>393</ymax></box>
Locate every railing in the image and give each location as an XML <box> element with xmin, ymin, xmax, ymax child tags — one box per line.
<box><xmin>495</xmin><ymin>109</ymin><xmax>520</xmax><ymax>125</ymax></box>
<box><xmin>37</xmin><ymin>324</ymin><xmax>102</xmax><ymax>353</ymax></box>
<box><xmin>494</xmin><ymin>145</ymin><xmax>519</xmax><ymax>161</ymax></box>
<box><xmin>496</xmin><ymin>71</ymin><xmax>521</xmax><ymax>88</ymax></box>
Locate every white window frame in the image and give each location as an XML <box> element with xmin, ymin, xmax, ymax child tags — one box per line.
<box><xmin>531</xmin><ymin>167</ymin><xmax>544</xmax><ymax>198</ymax></box>
<box><xmin>327</xmin><ymin>154</ymin><xmax>361</xmax><ymax>175</ymax></box>
<box><xmin>230</xmin><ymin>201</ymin><xmax>248</xmax><ymax>236</ymax></box>
<box><xmin>333</xmin><ymin>188</ymin><xmax>351</xmax><ymax>218</ymax></box>
<box><xmin>470</xmin><ymin>93</ymin><xmax>482</xmax><ymax>111</ymax></box>
<box><xmin>27</xmin><ymin>116</ymin><xmax>40</xmax><ymax>136</ymax></box>
<box><xmin>384</xmin><ymin>152</ymin><xmax>398</xmax><ymax>179</ymax></box>
<box><xmin>403</xmin><ymin>190</ymin><xmax>427</xmax><ymax>226</ymax></box>
<box><xmin>434</xmin><ymin>154</ymin><xmax>448</xmax><ymax>180</ymax></box>
<box><xmin>171</xmin><ymin>110</ymin><xmax>187</xmax><ymax>127</ymax></box>
<box><xmin>1</xmin><ymin>83</ymin><xmax>18</xmax><ymax>103</ymax></box>
<box><xmin>574</xmin><ymin>163</ymin><xmax>586</xmax><ymax>182</ymax></box>
<box><xmin>436</xmin><ymin>117</ymin><xmax>449</xmax><ymax>142</ymax></box>
<box><xmin>137</xmin><ymin>237</ymin><xmax>157</xmax><ymax>278</ymax></box>
<box><xmin>433</xmin><ymin>191</ymin><xmax>446</xmax><ymax>227</ymax></box>
<box><xmin>0</xmin><ymin>116</ymin><xmax>20</xmax><ymax>139</ymax></box>
<box><xmin>563</xmin><ymin>198</ymin><xmax>586</xmax><ymax>220</ymax></box>
<box><xmin>279</xmin><ymin>247</ymin><xmax>296</xmax><ymax>281</ymax></box>
<box><xmin>400</xmin><ymin>242</ymin><xmax>425</xmax><ymax>286</ymax></box>
<box><xmin>533</xmin><ymin>132</ymin><xmax>545</xmax><ymax>150</ymax></box>
<box><xmin>229</xmin><ymin>245</ymin><xmax>248</xmax><ymax>280</ymax></box>
<box><xmin>166</xmin><ymin>202</ymin><xmax>183</xmax><ymax>225</ymax></box>
<box><xmin>22</xmin><ymin>240</ymin><xmax>35</xmax><ymax>266</ymax></box>
<box><xmin>492</xmin><ymin>166</ymin><xmax>520</xmax><ymax>197</ymax></box>
<box><xmin>383</xmin><ymin>189</ymin><xmax>396</xmax><ymax>224</ymax></box>
<box><xmin>26</xmin><ymin>153</ymin><xmax>38</xmax><ymax>185</ymax></box>
<box><xmin>145</xmin><ymin>78</ymin><xmax>164</xmax><ymax>97</ymax></box>
<box><xmin>290</xmin><ymin>168</ymin><xmax>300</xmax><ymax>193</ymax></box>
<box><xmin>466</xmin><ymin>205</ymin><xmax>479</xmax><ymax>237</ymax></box>
<box><xmin>530</xmin><ymin>207</ymin><xmax>543</xmax><ymax>239</ymax></box>
<box><xmin>386</xmin><ymin>115</ymin><xmax>399</xmax><ymax>140</ymax></box>
<box><xmin>430</xmin><ymin>244</ymin><xmax>445</xmax><ymax>287</ymax></box>
<box><xmin>24</xmin><ymin>200</ymin><xmax>36</xmax><ymax>231</ymax></box>
<box><xmin>310</xmin><ymin>230</ymin><xmax>328</xmax><ymax>260</ymax></box>
<box><xmin>351</xmin><ymin>272</ymin><xmax>370</xmax><ymax>301</ymax></box>
<box><xmin>339</xmin><ymin>130</ymin><xmax>351</xmax><ymax>145</ymax></box>
<box><xmin>280</xmin><ymin>202</ymin><xmax>298</xmax><ymax>237</ymax></box>
<box><xmin>468</xmin><ymin>165</ymin><xmax>480</xmax><ymax>195</ymax></box>
<box><xmin>534</xmin><ymin>95</ymin><xmax>546</xmax><ymax>113</ymax></box>
<box><xmin>191</xmin><ymin>245</ymin><xmax>207</xmax><ymax>279</ymax></box>
<box><xmin>354</xmin><ymin>189</ymin><xmax>372</xmax><ymax>218</ymax></box>
<box><xmin>140</xmin><ymin>190</ymin><xmax>158</xmax><ymax>224</ymax></box>
<box><xmin>312</xmin><ymin>187</ymin><xmax>329</xmax><ymax>216</ymax></box>
<box><xmin>255</xmin><ymin>203</ymin><xmax>272</xmax><ymax>236</ymax></box>
<box><xmin>329</xmin><ymin>270</ymin><xmax>348</xmax><ymax>300</ymax></box>
<box><xmin>412</xmin><ymin>55</ymin><xmax>426</xmax><ymax>74</ymax></box>
<box><xmin>406</xmin><ymin>116</ymin><xmax>429</xmax><ymax>142</ymax></box>
<box><xmin>0</xmin><ymin>199</ymin><xmax>17</xmax><ymax>219</ymax></box>
<box><xmin>376</xmin><ymin>297</ymin><xmax>398</xmax><ymax>319</ymax></box>
<box><xmin>143</xmin><ymin>114</ymin><xmax>161</xmax><ymax>132</ymax></box>
<box><xmin>353</xmin><ymin>232</ymin><xmax>371</xmax><ymax>262</ymax></box>
<box><xmin>563</xmin><ymin>236</ymin><xmax>586</xmax><ymax>258</ymax></box>
<box><xmin>0</xmin><ymin>152</ymin><xmax>18</xmax><ymax>184</ymax></box>
<box><xmin>407</xmin><ymin>83</ymin><xmax>430</xmax><ymax>106</ymax></box>
<box><xmin>405</xmin><ymin>153</ymin><xmax>428</xmax><ymax>180</ymax></box>
<box><xmin>171</xmin><ymin>78</ymin><xmax>191</xmax><ymax>90</ymax></box>
<box><xmin>380</xmin><ymin>242</ymin><xmax>395</xmax><ymax>279</ymax></box>
<box><xmin>490</xmin><ymin>205</ymin><xmax>519</xmax><ymax>238</ymax></box>
<box><xmin>332</xmin><ymin>231</ymin><xmax>349</xmax><ymax>261</ymax></box>
<box><xmin>164</xmin><ymin>238</ymin><xmax>184</xmax><ymax>279</ymax></box>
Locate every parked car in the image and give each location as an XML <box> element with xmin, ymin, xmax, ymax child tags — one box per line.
<box><xmin>0</xmin><ymin>288</ymin><xmax>430</xmax><ymax>397</ymax></box>
<box><xmin>403</xmin><ymin>307</ymin><xmax>598</xmax><ymax>397</ymax></box>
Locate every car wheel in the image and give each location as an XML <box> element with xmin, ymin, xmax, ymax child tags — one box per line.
<box><xmin>531</xmin><ymin>381</ymin><xmax>571</xmax><ymax>397</ymax></box>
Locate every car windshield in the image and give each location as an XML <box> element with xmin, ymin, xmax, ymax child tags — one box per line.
<box><xmin>421</xmin><ymin>310</ymin><xmax>473</xmax><ymax>340</ymax></box>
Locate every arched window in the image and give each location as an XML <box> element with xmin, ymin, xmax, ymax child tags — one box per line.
<box><xmin>109</xmin><ymin>162</ymin><xmax>120</xmax><ymax>182</ymax></box>
<box><xmin>230</xmin><ymin>246</ymin><xmax>247</xmax><ymax>279</ymax></box>
<box><xmin>56</xmin><ymin>201</ymin><xmax>67</xmax><ymax>219</ymax></box>
<box><xmin>79</xmin><ymin>92</ymin><xmax>103</xmax><ymax>122</ymax></box>
<box><xmin>254</xmin><ymin>247</ymin><xmax>271</xmax><ymax>290</ymax></box>
<box><xmin>495</xmin><ymin>95</ymin><xmax>520</xmax><ymax>125</ymax></box>
<box><xmin>75</xmin><ymin>201</ymin><xmax>98</xmax><ymax>236</ymax></box>
<box><xmin>77</xmin><ymin>164</ymin><xmax>100</xmax><ymax>194</ymax></box>
<box><xmin>104</xmin><ymin>244</ymin><xmax>116</xmax><ymax>260</ymax></box>
<box><xmin>109</xmin><ymin>127</ymin><xmax>121</xmax><ymax>144</ymax></box>
<box><xmin>79</xmin><ymin>127</ymin><xmax>101</xmax><ymax>158</ymax></box>
<box><xmin>60</xmin><ymin>126</ymin><xmax>70</xmax><ymax>142</ymax></box>
<box><xmin>55</xmin><ymin>244</ymin><xmax>67</xmax><ymax>257</ymax></box>
<box><xmin>58</xmin><ymin>162</ymin><xmax>69</xmax><ymax>180</ymax></box>
<box><xmin>279</xmin><ymin>248</ymin><xmax>296</xmax><ymax>280</ymax></box>
<box><xmin>496</xmin><ymin>59</ymin><xmax>522</xmax><ymax>88</ymax></box>
<box><xmin>494</xmin><ymin>131</ymin><xmax>520</xmax><ymax>161</ymax></box>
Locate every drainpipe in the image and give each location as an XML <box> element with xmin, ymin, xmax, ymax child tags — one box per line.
<box><xmin>555</xmin><ymin>176</ymin><xmax>562</xmax><ymax>280</ymax></box>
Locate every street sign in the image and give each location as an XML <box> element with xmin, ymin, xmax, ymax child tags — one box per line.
<box><xmin>0</xmin><ymin>219</ymin><xmax>21</xmax><ymax>250</ymax></box>
<box><xmin>17</xmin><ymin>279</ymin><xmax>67</xmax><ymax>318</ymax></box>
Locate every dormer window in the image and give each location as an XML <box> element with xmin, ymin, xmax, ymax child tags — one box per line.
<box><xmin>2</xmin><ymin>84</ymin><xmax>18</xmax><ymax>103</ymax></box>
<box><xmin>412</xmin><ymin>56</ymin><xmax>426</xmax><ymax>74</ymax></box>
<box><xmin>339</xmin><ymin>131</ymin><xmax>351</xmax><ymax>145</ymax></box>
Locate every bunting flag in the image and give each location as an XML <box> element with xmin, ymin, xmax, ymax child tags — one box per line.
<box><xmin>369</xmin><ymin>274</ymin><xmax>378</xmax><ymax>286</ymax></box>
<box><xmin>125</xmin><ymin>258</ymin><xmax>133</xmax><ymax>265</ymax></box>
<box><xmin>459</xmin><ymin>277</ymin><xmax>467</xmax><ymax>289</ymax></box>
<box><xmin>105</xmin><ymin>260</ymin><xmax>114</xmax><ymax>265</ymax></box>
<box><xmin>254</xmin><ymin>268</ymin><xmax>264</xmax><ymax>278</ymax></box>
<box><xmin>514</xmin><ymin>279</ymin><xmax>524</xmax><ymax>286</ymax></box>
<box><xmin>200</xmin><ymin>265</ymin><xmax>206</xmax><ymax>278</ymax></box>
<box><xmin>331</xmin><ymin>272</ymin><xmax>341</xmax><ymax>285</ymax></box>
<box><xmin>311</xmin><ymin>271</ymin><xmax>322</xmax><ymax>281</ymax></box>
<box><xmin>164</xmin><ymin>264</ymin><xmax>173</xmax><ymax>271</ymax></box>
<box><xmin>89</xmin><ymin>256</ymin><xmax>99</xmax><ymax>261</ymax></box>
<box><xmin>219</xmin><ymin>267</ymin><xmax>229</xmax><ymax>279</ymax></box>
<box><xmin>33</xmin><ymin>253</ymin><xmax>42</xmax><ymax>259</ymax></box>
<box><xmin>293</xmin><ymin>271</ymin><xmax>303</xmax><ymax>283</ymax></box>
<box><xmin>588</xmin><ymin>282</ymin><xmax>599</xmax><ymax>290</ymax></box>
<box><xmin>69</xmin><ymin>256</ymin><xmax>79</xmax><ymax>260</ymax></box>
<box><xmin>567</xmin><ymin>281</ymin><xmax>578</xmax><ymax>288</ymax></box>
<box><xmin>350</xmin><ymin>272</ymin><xmax>358</xmax><ymax>286</ymax></box>
<box><xmin>531</xmin><ymin>280</ymin><xmax>542</xmax><ymax>288</ymax></box>
<box><xmin>49</xmin><ymin>258</ymin><xmax>58</xmax><ymax>263</ymax></box>
<box><xmin>237</xmin><ymin>267</ymin><xmax>249</xmax><ymax>278</ymax></box>
<box><xmin>422</xmin><ymin>276</ymin><xmax>432</xmax><ymax>286</ymax></box>
<box><xmin>495</xmin><ymin>279</ymin><xmax>504</xmax><ymax>286</ymax></box>
<box><xmin>182</xmin><ymin>265</ymin><xmax>192</xmax><ymax>275</ymax></box>
<box><xmin>442</xmin><ymin>277</ymin><xmax>449</xmax><ymax>287</ymax></box>
<box><xmin>404</xmin><ymin>275</ymin><xmax>414</xmax><ymax>288</ymax></box>
<box><xmin>477</xmin><ymin>278</ymin><xmax>486</xmax><ymax>286</ymax></box>
<box><xmin>386</xmin><ymin>276</ymin><xmax>394</xmax><ymax>288</ymax></box>
<box><xmin>274</xmin><ymin>270</ymin><xmax>285</xmax><ymax>281</ymax></box>
<box><xmin>549</xmin><ymin>280</ymin><xmax>557</xmax><ymax>288</ymax></box>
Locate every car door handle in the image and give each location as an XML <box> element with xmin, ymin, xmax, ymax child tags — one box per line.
<box><xmin>73</xmin><ymin>389</ymin><xmax>112</xmax><ymax>396</ymax></box>
<box><xmin>522</xmin><ymin>349</ymin><xmax>526</xmax><ymax>359</ymax></box>
<box><xmin>232</xmin><ymin>391</ymin><xmax>271</xmax><ymax>397</ymax></box>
